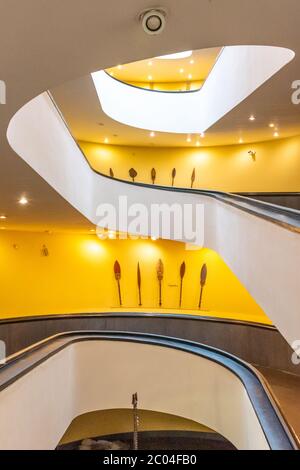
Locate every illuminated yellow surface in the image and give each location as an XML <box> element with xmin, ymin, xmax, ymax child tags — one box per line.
<box><xmin>0</xmin><ymin>230</ymin><xmax>270</xmax><ymax>324</ymax></box>
<box><xmin>81</xmin><ymin>134</ymin><xmax>300</xmax><ymax>192</ymax></box>
<box><xmin>59</xmin><ymin>409</ymin><xmax>214</xmax><ymax>445</ymax></box>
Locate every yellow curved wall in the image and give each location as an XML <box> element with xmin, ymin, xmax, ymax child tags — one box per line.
<box><xmin>59</xmin><ymin>409</ymin><xmax>213</xmax><ymax>445</ymax></box>
<box><xmin>80</xmin><ymin>134</ymin><xmax>300</xmax><ymax>192</ymax></box>
<box><xmin>0</xmin><ymin>230</ymin><xmax>269</xmax><ymax>323</ymax></box>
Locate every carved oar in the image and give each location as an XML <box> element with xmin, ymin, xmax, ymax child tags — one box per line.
<box><xmin>151</xmin><ymin>168</ymin><xmax>156</xmax><ymax>184</ymax></box>
<box><xmin>191</xmin><ymin>168</ymin><xmax>196</xmax><ymax>188</ymax></box>
<box><xmin>171</xmin><ymin>168</ymin><xmax>176</xmax><ymax>186</ymax></box>
<box><xmin>114</xmin><ymin>260</ymin><xmax>122</xmax><ymax>306</ymax></box>
<box><xmin>137</xmin><ymin>262</ymin><xmax>142</xmax><ymax>306</ymax></box>
<box><xmin>129</xmin><ymin>168</ymin><xmax>137</xmax><ymax>182</ymax></box>
<box><xmin>179</xmin><ymin>261</ymin><xmax>186</xmax><ymax>307</ymax></box>
<box><xmin>156</xmin><ymin>259</ymin><xmax>164</xmax><ymax>307</ymax></box>
<box><xmin>198</xmin><ymin>263</ymin><xmax>207</xmax><ymax>309</ymax></box>
<box><xmin>132</xmin><ymin>393</ymin><xmax>139</xmax><ymax>451</ymax></box>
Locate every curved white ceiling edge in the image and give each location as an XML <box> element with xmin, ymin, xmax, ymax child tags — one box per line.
<box><xmin>7</xmin><ymin>92</ymin><xmax>300</xmax><ymax>348</ymax></box>
<box><xmin>92</xmin><ymin>46</ymin><xmax>295</xmax><ymax>134</ymax></box>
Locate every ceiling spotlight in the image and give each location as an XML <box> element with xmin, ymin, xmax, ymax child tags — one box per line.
<box><xmin>150</xmin><ymin>131</ymin><xmax>155</xmax><ymax>138</ymax></box>
<box><xmin>179</xmin><ymin>68</ymin><xmax>184</xmax><ymax>74</ymax></box>
<box><xmin>239</xmin><ymin>138</ymin><xmax>244</xmax><ymax>144</ymax></box>
<box><xmin>0</xmin><ymin>215</ymin><xmax>6</xmax><ymax>219</ymax></box>
<box><xmin>104</xmin><ymin>137</ymin><xmax>109</xmax><ymax>144</ymax></box>
<box><xmin>148</xmin><ymin>60</ymin><xmax>153</xmax><ymax>66</ymax></box>
<box><xmin>269</xmin><ymin>123</ymin><xmax>275</xmax><ymax>128</ymax></box>
<box><xmin>19</xmin><ymin>196</ymin><xmax>28</xmax><ymax>205</ymax></box>
<box><xmin>117</xmin><ymin>65</ymin><xmax>123</xmax><ymax>70</ymax></box>
<box><xmin>188</xmin><ymin>74</ymin><xmax>193</xmax><ymax>80</ymax></box>
<box><xmin>249</xmin><ymin>115</ymin><xmax>256</xmax><ymax>121</ymax></box>
<box><xmin>140</xmin><ymin>9</ymin><xmax>166</xmax><ymax>35</ymax></box>
<box><xmin>186</xmin><ymin>135</ymin><xmax>192</xmax><ymax>143</ymax></box>
<box><xmin>148</xmin><ymin>75</ymin><xmax>153</xmax><ymax>81</ymax></box>
<box><xmin>274</xmin><ymin>131</ymin><xmax>279</xmax><ymax>138</ymax></box>
<box><xmin>196</xmin><ymin>141</ymin><xmax>200</xmax><ymax>147</ymax></box>
<box><xmin>108</xmin><ymin>231</ymin><xmax>116</xmax><ymax>239</ymax></box>
<box><xmin>190</xmin><ymin>59</ymin><xmax>194</xmax><ymax>65</ymax></box>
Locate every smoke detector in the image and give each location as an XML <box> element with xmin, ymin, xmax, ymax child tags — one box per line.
<box><xmin>140</xmin><ymin>9</ymin><xmax>166</xmax><ymax>35</ymax></box>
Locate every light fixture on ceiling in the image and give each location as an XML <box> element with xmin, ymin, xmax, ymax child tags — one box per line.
<box><xmin>179</xmin><ymin>68</ymin><xmax>184</xmax><ymax>74</ymax></box>
<box><xmin>239</xmin><ymin>138</ymin><xmax>244</xmax><ymax>144</ymax></box>
<box><xmin>269</xmin><ymin>123</ymin><xmax>275</xmax><ymax>128</ymax></box>
<box><xmin>274</xmin><ymin>131</ymin><xmax>279</xmax><ymax>137</ymax></box>
<box><xmin>249</xmin><ymin>115</ymin><xmax>256</xmax><ymax>121</ymax></box>
<box><xmin>196</xmin><ymin>141</ymin><xmax>200</xmax><ymax>147</ymax></box>
<box><xmin>148</xmin><ymin>60</ymin><xmax>153</xmax><ymax>66</ymax></box>
<box><xmin>19</xmin><ymin>196</ymin><xmax>28</xmax><ymax>205</ymax></box>
<box><xmin>186</xmin><ymin>135</ymin><xmax>192</xmax><ymax>143</ymax></box>
<box><xmin>150</xmin><ymin>131</ymin><xmax>155</xmax><ymax>138</ymax></box>
<box><xmin>188</xmin><ymin>74</ymin><xmax>193</xmax><ymax>80</ymax></box>
<box><xmin>190</xmin><ymin>59</ymin><xmax>194</xmax><ymax>64</ymax></box>
<box><xmin>108</xmin><ymin>231</ymin><xmax>116</xmax><ymax>239</ymax></box>
<box><xmin>0</xmin><ymin>215</ymin><xmax>7</xmax><ymax>220</ymax></box>
<box><xmin>140</xmin><ymin>8</ymin><xmax>166</xmax><ymax>35</ymax></box>
<box><xmin>148</xmin><ymin>75</ymin><xmax>153</xmax><ymax>81</ymax></box>
<box><xmin>104</xmin><ymin>137</ymin><xmax>109</xmax><ymax>144</ymax></box>
<box><xmin>117</xmin><ymin>65</ymin><xmax>123</xmax><ymax>70</ymax></box>
<box><xmin>156</xmin><ymin>50</ymin><xmax>192</xmax><ymax>60</ymax></box>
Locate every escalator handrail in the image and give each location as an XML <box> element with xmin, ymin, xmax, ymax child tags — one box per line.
<box><xmin>0</xmin><ymin>330</ymin><xmax>297</xmax><ymax>450</ymax></box>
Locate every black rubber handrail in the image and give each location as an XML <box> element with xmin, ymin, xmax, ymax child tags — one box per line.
<box><xmin>0</xmin><ymin>331</ymin><xmax>297</xmax><ymax>450</ymax></box>
<box><xmin>0</xmin><ymin>311</ymin><xmax>275</xmax><ymax>330</ymax></box>
<box><xmin>48</xmin><ymin>91</ymin><xmax>300</xmax><ymax>234</ymax></box>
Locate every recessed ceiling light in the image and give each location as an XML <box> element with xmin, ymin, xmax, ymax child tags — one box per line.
<box><xmin>190</xmin><ymin>59</ymin><xmax>194</xmax><ymax>65</ymax></box>
<box><xmin>148</xmin><ymin>75</ymin><xmax>153</xmax><ymax>81</ymax></box>
<box><xmin>186</xmin><ymin>135</ymin><xmax>192</xmax><ymax>143</ymax></box>
<box><xmin>156</xmin><ymin>51</ymin><xmax>192</xmax><ymax>60</ymax></box>
<box><xmin>188</xmin><ymin>74</ymin><xmax>193</xmax><ymax>80</ymax></box>
<box><xmin>104</xmin><ymin>137</ymin><xmax>109</xmax><ymax>144</ymax></box>
<box><xmin>249</xmin><ymin>115</ymin><xmax>256</xmax><ymax>121</ymax></box>
<box><xmin>19</xmin><ymin>197</ymin><xmax>28</xmax><ymax>205</ymax></box>
<box><xmin>117</xmin><ymin>65</ymin><xmax>123</xmax><ymax>70</ymax></box>
<box><xmin>148</xmin><ymin>60</ymin><xmax>153</xmax><ymax>66</ymax></box>
<box><xmin>274</xmin><ymin>131</ymin><xmax>279</xmax><ymax>138</ymax></box>
<box><xmin>179</xmin><ymin>68</ymin><xmax>184</xmax><ymax>74</ymax></box>
<box><xmin>0</xmin><ymin>215</ymin><xmax>7</xmax><ymax>219</ymax></box>
<box><xmin>239</xmin><ymin>138</ymin><xmax>244</xmax><ymax>144</ymax></box>
<box><xmin>269</xmin><ymin>123</ymin><xmax>275</xmax><ymax>128</ymax></box>
<box><xmin>196</xmin><ymin>141</ymin><xmax>200</xmax><ymax>147</ymax></box>
<box><xmin>150</xmin><ymin>131</ymin><xmax>155</xmax><ymax>137</ymax></box>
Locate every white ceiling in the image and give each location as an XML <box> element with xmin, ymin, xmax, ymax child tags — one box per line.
<box><xmin>1</xmin><ymin>0</ymin><xmax>300</xmax><ymax>230</ymax></box>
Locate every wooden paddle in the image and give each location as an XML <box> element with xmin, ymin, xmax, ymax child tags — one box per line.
<box><xmin>137</xmin><ymin>262</ymin><xmax>142</xmax><ymax>306</ymax></box>
<box><xmin>114</xmin><ymin>260</ymin><xmax>122</xmax><ymax>306</ymax></box>
<box><xmin>179</xmin><ymin>261</ymin><xmax>186</xmax><ymax>307</ymax></box>
<box><xmin>198</xmin><ymin>263</ymin><xmax>207</xmax><ymax>309</ymax></box>
<box><xmin>191</xmin><ymin>168</ymin><xmax>196</xmax><ymax>188</ymax></box>
<box><xmin>129</xmin><ymin>168</ymin><xmax>137</xmax><ymax>182</ymax></box>
<box><xmin>156</xmin><ymin>259</ymin><xmax>164</xmax><ymax>307</ymax></box>
<box><xmin>151</xmin><ymin>168</ymin><xmax>156</xmax><ymax>184</ymax></box>
<box><xmin>171</xmin><ymin>168</ymin><xmax>176</xmax><ymax>186</ymax></box>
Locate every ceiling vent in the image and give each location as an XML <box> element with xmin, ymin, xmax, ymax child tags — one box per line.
<box><xmin>140</xmin><ymin>9</ymin><xmax>166</xmax><ymax>35</ymax></box>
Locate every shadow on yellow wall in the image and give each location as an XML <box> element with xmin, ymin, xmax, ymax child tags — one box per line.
<box><xmin>0</xmin><ymin>230</ymin><xmax>270</xmax><ymax>324</ymax></box>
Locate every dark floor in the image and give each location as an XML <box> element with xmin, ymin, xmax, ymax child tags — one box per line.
<box><xmin>57</xmin><ymin>431</ymin><xmax>236</xmax><ymax>451</ymax></box>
